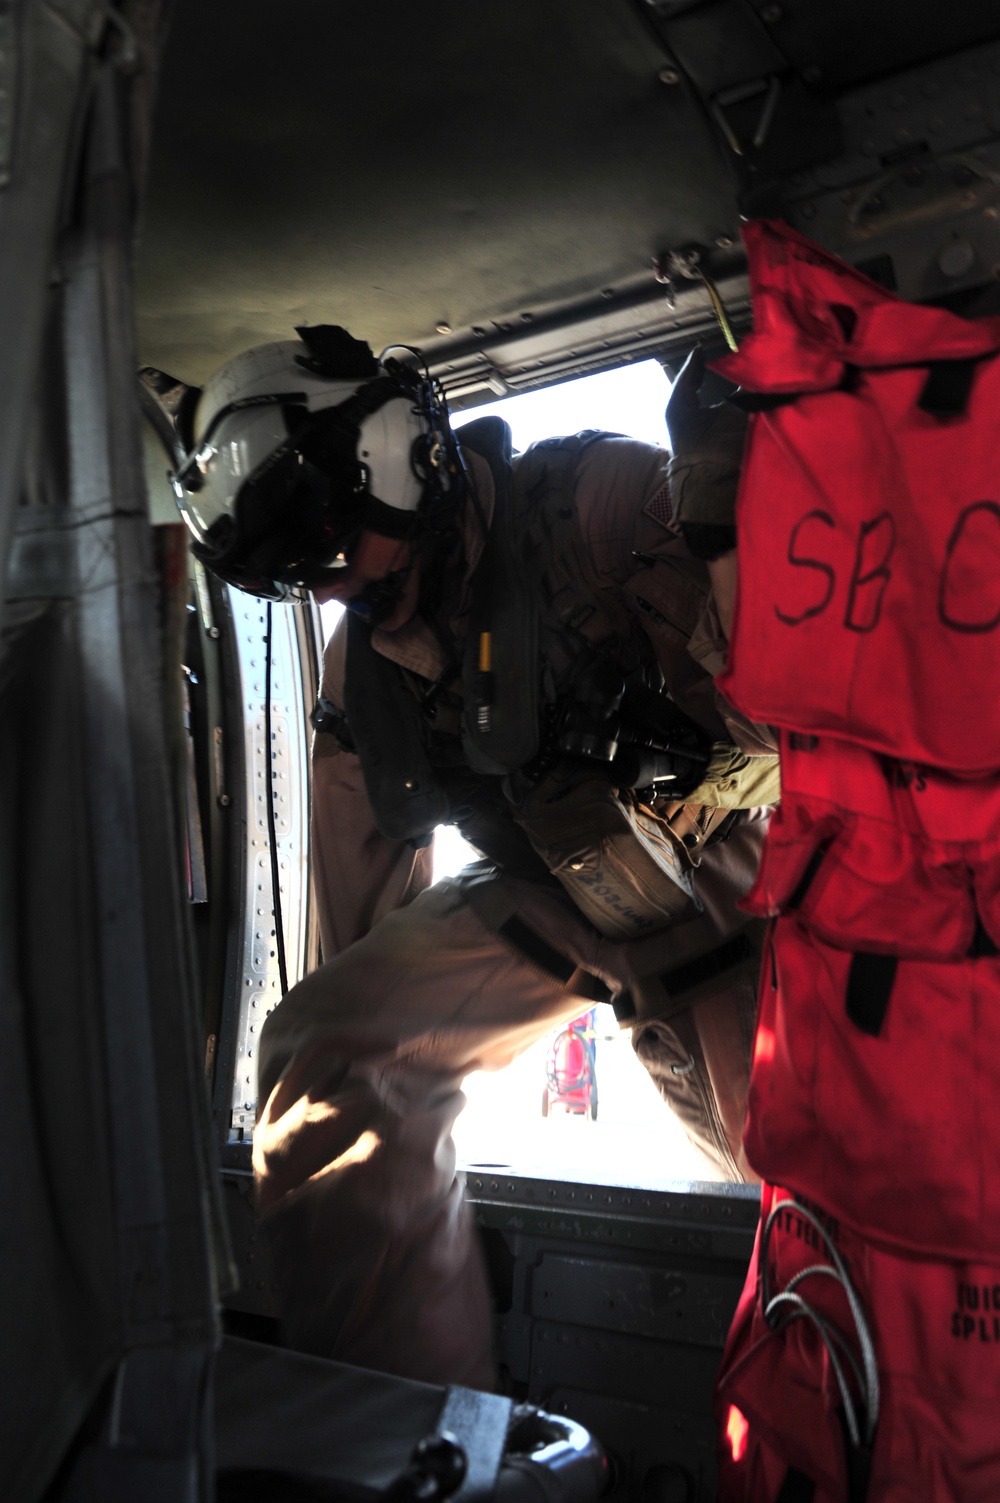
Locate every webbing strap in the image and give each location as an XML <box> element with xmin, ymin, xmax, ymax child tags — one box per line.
<box><xmin>499</xmin><ymin>916</ymin><xmax>577</xmax><ymax>985</ymax></box>
<box><xmin>845</xmin><ymin>952</ymin><xmax>898</xmax><ymax>1037</ymax></box>
<box><xmin>776</xmin><ymin>1469</ymin><xmax>816</xmax><ymax>1503</ymax></box>
<box><xmin>613</xmin><ymin>929</ymin><xmax>756</xmax><ymax>1024</ymax></box>
<box><xmin>970</xmin><ymin>915</ymin><xmax>1000</xmax><ymax>958</ymax></box>
<box><xmin>918</xmin><ymin>358</ymin><xmax>978</xmax><ymax>417</ymax></box>
<box><xmin>785</xmin><ymin>841</ymin><xmax>830</xmax><ymax>911</ymax></box>
<box><xmin>661</xmin><ymin>931</ymin><xmax>755</xmax><ymax>996</ymax></box>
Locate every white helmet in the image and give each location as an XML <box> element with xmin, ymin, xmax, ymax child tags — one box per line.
<box><xmin>169</xmin><ymin>326</ymin><xmax>464</xmax><ymax>609</ymax></box>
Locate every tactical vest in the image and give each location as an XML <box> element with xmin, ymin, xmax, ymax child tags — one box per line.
<box><xmin>712</xmin><ymin>217</ymin><xmax>1000</xmax><ymax>775</ymax></box>
<box><xmin>343</xmin><ymin>420</ymin><xmax>723</xmax><ymax>939</ymax></box>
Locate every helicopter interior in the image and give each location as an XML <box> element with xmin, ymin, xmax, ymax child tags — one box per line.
<box><xmin>5</xmin><ymin>1</ymin><xmax>1000</xmax><ymax>1499</ymax></box>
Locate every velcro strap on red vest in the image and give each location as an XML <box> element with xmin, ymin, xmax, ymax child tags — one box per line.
<box><xmin>744</xmin><ymin>919</ymin><xmax>1000</xmax><ymax>1259</ymax></box>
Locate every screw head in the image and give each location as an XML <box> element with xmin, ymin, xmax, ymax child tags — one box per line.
<box><xmin>658</xmin><ymin>66</ymin><xmax>680</xmax><ymax>85</ymax></box>
<box><xmin>715</xmin><ymin>234</ymin><xmax>735</xmax><ymax>249</ymax></box>
<box><xmin>217</xmin><ymin>793</ymin><xmax>231</xmax><ymax>808</ymax></box>
<box><xmin>435</xmin><ymin>321</ymin><xmax>452</xmax><ymax>335</ymax></box>
<box><xmin>208</xmin><ymin>625</ymin><xmax>221</xmax><ymax>639</ymax></box>
<box><xmin>403</xmin><ymin>778</ymin><xmax>417</xmax><ymax>791</ymax></box>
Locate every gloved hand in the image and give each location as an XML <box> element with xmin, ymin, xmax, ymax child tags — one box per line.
<box><xmin>665</xmin><ymin>347</ymin><xmax>748</xmax><ymax>559</ymax></box>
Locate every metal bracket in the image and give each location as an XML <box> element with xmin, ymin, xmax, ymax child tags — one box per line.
<box><xmin>710</xmin><ymin>74</ymin><xmax>782</xmax><ymax>156</ymax></box>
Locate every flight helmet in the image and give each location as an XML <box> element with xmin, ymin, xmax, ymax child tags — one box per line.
<box><xmin>169</xmin><ymin>325</ymin><xmax>465</xmax><ymax>618</ymax></box>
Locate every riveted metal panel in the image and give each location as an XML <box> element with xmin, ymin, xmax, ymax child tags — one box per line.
<box><xmin>529</xmin><ymin>1252</ymin><xmax>744</xmax><ymax>1348</ymax></box>
<box><xmin>218</xmin><ymin>590</ymin><xmax>314</xmax><ymax>1147</ymax></box>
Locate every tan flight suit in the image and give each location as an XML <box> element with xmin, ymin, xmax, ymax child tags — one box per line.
<box><xmin>253</xmin><ymin>436</ymin><xmax>776</xmax><ymax>1388</ymax></box>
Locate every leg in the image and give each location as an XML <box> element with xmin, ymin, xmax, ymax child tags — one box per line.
<box><xmin>253</xmin><ymin>876</ymin><xmax>612</xmax><ymax>1387</ymax></box>
<box><xmin>631</xmin><ymin>932</ymin><xmax>762</xmax><ymax>1181</ymax></box>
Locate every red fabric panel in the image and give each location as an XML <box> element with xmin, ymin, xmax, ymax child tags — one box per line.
<box><xmin>741</xmin><ymin>731</ymin><xmax>1000</xmax><ymax>959</ymax></box>
<box><xmin>716</xmin><ymin>1196</ymin><xmax>850</xmax><ymax>1502</ymax></box>
<box><xmin>743</xmin><ymin>919</ymin><xmax>1000</xmax><ymax>1259</ymax></box>
<box><xmin>717</xmin><ymin>1186</ymin><xmax>1000</xmax><ymax>1503</ymax></box>
<box><xmin>712</xmin><ymin>220</ymin><xmax>1000</xmax><ymax>773</ymax></box>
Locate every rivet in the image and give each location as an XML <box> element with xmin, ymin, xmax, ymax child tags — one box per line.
<box><xmin>404</xmin><ymin>778</ymin><xmax>417</xmax><ymax>791</ymax></box>
<box><xmin>217</xmin><ymin>793</ymin><xmax>231</xmax><ymax>807</ymax></box>
<box><xmin>658</xmin><ymin>66</ymin><xmax>680</xmax><ymax>85</ymax></box>
<box><xmin>435</xmin><ymin>321</ymin><xmax>452</xmax><ymax>334</ymax></box>
<box><xmin>715</xmin><ymin>234</ymin><xmax>735</xmax><ymax>249</ymax></box>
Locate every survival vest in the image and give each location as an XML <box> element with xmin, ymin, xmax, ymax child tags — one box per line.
<box><xmin>342</xmin><ymin>422</ymin><xmax>738</xmax><ymax>939</ymax></box>
<box><xmin>713</xmin><ymin>218</ymin><xmax>1000</xmax><ymax>775</ymax></box>
<box><xmin>742</xmin><ymin>729</ymin><xmax>1000</xmax><ymax>962</ymax></box>
<box><xmin>744</xmin><ymin>916</ymin><xmax>1000</xmax><ymax>1262</ymax></box>
<box><xmin>718</xmin><ymin>1185</ymin><xmax>1000</xmax><ymax>1503</ymax></box>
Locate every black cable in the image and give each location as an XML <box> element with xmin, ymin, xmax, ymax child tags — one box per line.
<box><xmin>264</xmin><ymin>602</ymin><xmax>290</xmax><ymax>996</ymax></box>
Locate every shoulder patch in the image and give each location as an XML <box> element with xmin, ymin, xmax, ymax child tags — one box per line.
<box><xmin>644</xmin><ymin>480</ymin><xmax>682</xmax><ymax>535</ymax></box>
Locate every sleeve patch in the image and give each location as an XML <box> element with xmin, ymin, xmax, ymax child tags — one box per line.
<box><xmin>644</xmin><ymin>481</ymin><xmax>682</xmax><ymax>535</ymax></box>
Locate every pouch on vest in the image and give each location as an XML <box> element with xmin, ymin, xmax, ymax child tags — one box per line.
<box><xmin>712</xmin><ymin>219</ymin><xmax>1000</xmax><ymax>774</ymax></box>
<box><xmin>719</xmin><ymin>1185</ymin><xmax>1000</xmax><ymax>1503</ymax></box>
<box><xmin>342</xmin><ymin>611</ymin><xmax>450</xmax><ymax>843</ymax></box>
<box><xmin>745</xmin><ymin>917</ymin><xmax>1000</xmax><ymax>1260</ymax></box>
<box><xmin>508</xmin><ymin>771</ymin><xmax>698</xmax><ymax>941</ymax></box>
<box><xmin>741</xmin><ymin>731</ymin><xmax>1000</xmax><ymax>961</ymax></box>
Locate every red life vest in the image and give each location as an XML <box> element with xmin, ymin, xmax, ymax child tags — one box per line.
<box><xmin>744</xmin><ymin>917</ymin><xmax>1000</xmax><ymax>1260</ymax></box>
<box><xmin>713</xmin><ymin>219</ymin><xmax>1000</xmax><ymax>775</ymax></box>
<box><xmin>718</xmin><ymin>1185</ymin><xmax>1000</xmax><ymax>1503</ymax></box>
<box><xmin>742</xmin><ymin>730</ymin><xmax>1000</xmax><ymax>961</ymax></box>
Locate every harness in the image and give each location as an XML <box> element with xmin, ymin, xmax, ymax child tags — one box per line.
<box><xmin>338</xmin><ymin>420</ymin><xmax>718</xmax><ymax>937</ymax></box>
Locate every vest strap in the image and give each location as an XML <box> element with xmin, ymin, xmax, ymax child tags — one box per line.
<box><xmin>499</xmin><ymin>915</ymin><xmax>577</xmax><ymax>984</ymax></box>
<box><xmin>459</xmin><ymin>416</ymin><xmax>541</xmax><ymax>768</ymax></box>
<box><xmin>660</xmin><ymin>931</ymin><xmax>755</xmax><ymax>997</ymax></box>
<box><xmin>845</xmin><ymin>951</ymin><xmax>898</xmax><ymax>1037</ymax></box>
<box><xmin>917</xmin><ymin>357</ymin><xmax>979</xmax><ymax>417</ymax></box>
<box><xmin>776</xmin><ymin>1469</ymin><xmax>816</xmax><ymax>1503</ymax></box>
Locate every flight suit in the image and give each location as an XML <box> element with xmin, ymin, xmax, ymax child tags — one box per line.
<box><xmin>254</xmin><ymin>434</ymin><xmax>776</xmax><ymax>1386</ymax></box>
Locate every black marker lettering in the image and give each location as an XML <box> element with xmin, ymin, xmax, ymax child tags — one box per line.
<box><xmin>775</xmin><ymin>510</ymin><xmax>837</xmax><ymax>626</ymax></box>
<box><xmin>939</xmin><ymin>502</ymin><xmax>1000</xmax><ymax>634</ymax></box>
<box><xmin>845</xmin><ymin>513</ymin><xmax>895</xmax><ymax>633</ymax></box>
